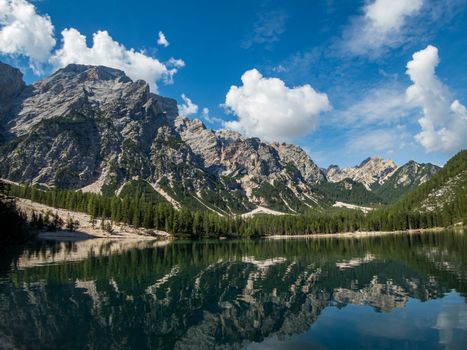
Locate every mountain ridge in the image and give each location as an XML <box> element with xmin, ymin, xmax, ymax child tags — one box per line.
<box><xmin>0</xmin><ymin>62</ymin><xmax>441</xmax><ymax>213</ymax></box>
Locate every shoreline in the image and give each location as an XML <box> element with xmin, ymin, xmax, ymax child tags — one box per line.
<box><xmin>15</xmin><ymin>198</ymin><xmax>456</xmax><ymax>242</ymax></box>
<box><xmin>264</xmin><ymin>227</ymin><xmax>447</xmax><ymax>239</ymax></box>
<box><xmin>15</xmin><ymin>198</ymin><xmax>171</xmax><ymax>241</ymax></box>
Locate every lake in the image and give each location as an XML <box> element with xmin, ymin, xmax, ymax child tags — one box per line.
<box><xmin>0</xmin><ymin>231</ymin><xmax>466</xmax><ymax>349</ymax></box>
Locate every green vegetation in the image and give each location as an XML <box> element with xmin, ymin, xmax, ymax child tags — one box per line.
<box><xmin>384</xmin><ymin>150</ymin><xmax>466</xmax><ymax>222</ymax></box>
<box><xmin>372</xmin><ymin>161</ymin><xmax>440</xmax><ymax>203</ymax></box>
<box><xmin>0</xmin><ymin>182</ymin><xmax>30</xmax><ymax>244</ymax></box>
<box><xmin>5</xmin><ymin>150</ymin><xmax>466</xmax><ymax>239</ymax></box>
<box><xmin>252</xmin><ymin>180</ymin><xmax>305</xmax><ymax>212</ymax></box>
<box><xmin>313</xmin><ymin>179</ymin><xmax>384</xmax><ymax>206</ymax></box>
<box><xmin>119</xmin><ymin>179</ymin><xmax>167</xmax><ymax>203</ymax></box>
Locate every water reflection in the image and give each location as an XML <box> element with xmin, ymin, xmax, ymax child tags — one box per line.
<box><xmin>0</xmin><ymin>231</ymin><xmax>466</xmax><ymax>349</ymax></box>
<box><xmin>14</xmin><ymin>238</ymin><xmax>170</xmax><ymax>268</ymax></box>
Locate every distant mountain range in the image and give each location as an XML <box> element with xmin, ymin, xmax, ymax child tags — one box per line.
<box><xmin>0</xmin><ymin>62</ymin><xmax>443</xmax><ymax>214</ymax></box>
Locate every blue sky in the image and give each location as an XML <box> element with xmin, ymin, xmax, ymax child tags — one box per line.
<box><xmin>1</xmin><ymin>0</ymin><xmax>466</xmax><ymax>168</ymax></box>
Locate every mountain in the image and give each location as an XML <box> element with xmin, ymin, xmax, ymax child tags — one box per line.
<box><xmin>311</xmin><ymin>179</ymin><xmax>384</xmax><ymax>206</ymax></box>
<box><xmin>0</xmin><ymin>62</ymin><xmax>444</xmax><ymax>213</ymax></box>
<box><xmin>391</xmin><ymin>150</ymin><xmax>466</xmax><ymax>218</ymax></box>
<box><xmin>372</xmin><ymin>161</ymin><xmax>440</xmax><ymax>203</ymax></box>
<box><xmin>325</xmin><ymin>157</ymin><xmax>440</xmax><ymax>204</ymax></box>
<box><xmin>0</xmin><ymin>62</ymin><xmax>326</xmax><ymax>214</ymax></box>
<box><xmin>325</xmin><ymin>157</ymin><xmax>397</xmax><ymax>190</ymax></box>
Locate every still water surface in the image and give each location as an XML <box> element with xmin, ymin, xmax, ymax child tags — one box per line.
<box><xmin>0</xmin><ymin>231</ymin><xmax>466</xmax><ymax>349</ymax></box>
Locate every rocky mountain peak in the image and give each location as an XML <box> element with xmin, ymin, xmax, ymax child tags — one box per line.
<box><xmin>391</xmin><ymin>161</ymin><xmax>439</xmax><ymax>187</ymax></box>
<box><xmin>38</xmin><ymin>63</ymin><xmax>142</xmax><ymax>96</ymax></box>
<box><xmin>358</xmin><ymin>156</ymin><xmax>396</xmax><ymax>169</ymax></box>
<box><xmin>358</xmin><ymin>157</ymin><xmax>373</xmax><ymax>167</ymax></box>
<box><xmin>2</xmin><ymin>62</ymin><xmax>174</xmax><ymax>136</ymax></box>
<box><xmin>215</xmin><ymin>129</ymin><xmax>244</xmax><ymax>143</ymax></box>
<box><xmin>326</xmin><ymin>156</ymin><xmax>398</xmax><ymax>190</ymax></box>
<box><xmin>52</xmin><ymin>64</ymin><xmax>132</xmax><ymax>83</ymax></box>
<box><xmin>0</xmin><ymin>62</ymin><xmax>440</xmax><ymax>213</ymax></box>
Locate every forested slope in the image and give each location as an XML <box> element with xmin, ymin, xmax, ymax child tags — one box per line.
<box><xmin>4</xmin><ymin>151</ymin><xmax>465</xmax><ymax>238</ymax></box>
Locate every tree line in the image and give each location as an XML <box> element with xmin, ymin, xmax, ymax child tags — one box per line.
<box><xmin>0</xmin><ymin>182</ymin><xmax>30</xmax><ymax>244</ymax></box>
<box><xmin>4</xmin><ymin>183</ymin><xmax>462</xmax><ymax>239</ymax></box>
<box><xmin>3</xmin><ymin>150</ymin><xmax>465</xmax><ymax>240</ymax></box>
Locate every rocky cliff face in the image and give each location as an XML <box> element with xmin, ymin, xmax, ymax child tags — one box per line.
<box><xmin>384</xmin><ymin>161</ymin><xmax>439</xmax><ymax>188</ymax></box>
<box><xmin>1</xmin><ymin>64</ymin><xmax>177</xmax><ymax>191</ymax></box>
<box><xmin>0</xmin><ymin>62</ymin><xmax>439</xmax><ymax>212</ymax></box>
<box><xmin>175</xmin><ymin>117</ymin><xmax>325</xmax><ymax>211</ymax></box>
<box><xmin>0</xmin><ymin>62</ymin><xmax>25</xmax><ymax>113</ymax></box>
<box><xmin>0</xmin><ymin>62</ymin><xmax>326</xmax><ymax>214</ymax></box>
<box><xmin>325</xmin><ymin>157</ymin><xmax>398</xmax><ymax>190</ymax></box>
<box><xmin>325</xmin><ymin>157</ymin><xmax>440</xmax><ymax>203</ymax></box>
<box><xmin>372</xmin><ymin>161</ymin><xmax>440</xmax><ymax>202</ymax></box>
<box><xmin>0</xmin><ymin>62</ymin><xmax>25</xmax><ymax>140</ymax></box>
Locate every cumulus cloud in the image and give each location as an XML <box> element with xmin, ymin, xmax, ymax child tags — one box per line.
<box><xmin>177</xmin><ymin>97</ymin><xmax>222</xmax><ymax>124</ymax></box>
<box><xmin>224</xmin><ymin>69</ymin><xmax>331</xmax><ymax>142</ymax></box>
<box><xmin>157</xmin><ymin>31</ymin><xmax>169</xmax><ymax>47</ymax></box>
<box><xmin>50</xmin><ymin>28</ymin><xmax>184</xmax><ymax>92</ymax></box>
<box><xmin>342</xmin><ymin>0</ymin><xmax>423</xmax><ymax>57</ymax></box>
<box><xmin>200</xmin><ymin>107</ymin><xmax>223</xmax><ymax>124</ymax></box>
<box><xmin>406</xmin><ymin>45</ymin><xmax>467</xmax><ymax>152</ymax></box>
<box><xmin>178</xmin><ymin>94</ymin><xmax>198</xmax><ymax>117</ymax></box>
<box><xmin>0</xmin><ymin>0</ymin><xmax>55</xmax><ymax>67</ymax></box>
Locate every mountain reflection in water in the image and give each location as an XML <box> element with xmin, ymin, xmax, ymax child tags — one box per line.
<box><xmin>0</xmin><ymin>231</ymin><xmax>466</xmax><ymax>349</ymax></box>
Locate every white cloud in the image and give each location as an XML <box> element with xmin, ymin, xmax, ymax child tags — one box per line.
<box><xmin>178</xmin><ymin>97</ymin><xmax>223</xmax><ymax>124</ymax></box>
<box><xmin>406</xmin><ymin>45</ymin><xmax>467</xmax><ymax>152</ymax></box>
<box><xmin>223</xmin><ymin>69</ymin><xmax>331</xmax><ymax>142</ymax></box>
<box><xmin>0</xmin><ymin>0</ymin><xmax>56</xmax><ymax>68</ymax></box>
<box><xmin>342</xmin><ymin>0</ymin><xmax>423</xmax><ymax>57</ymax></box>
<box><xmin>0</xmin><ymin>1</ymin><xmax>185</xmax><ymax>86</ymax></box>
<box><xmin>200</xmin><ymin>107</ymin><xmax>223</xmax><ymax>124</ymax></box>
<box><xmin>50</xmin><ymin>28</ymin><xmax>184</xmax><ymax>92</ymax></box>
<box><xmin>178</xmin><ymin>94</ymin><xmax>198</xmax><ymax>117</ymax></box>
<box><xmin>157</xmin><ymin>31</ymin><xmax>169</xmax><ymax>47</ymax></box>
<box><xmin>167</xmin><ymin>57</ymin><xmax>184</xmax><ymax>68</ymax></box>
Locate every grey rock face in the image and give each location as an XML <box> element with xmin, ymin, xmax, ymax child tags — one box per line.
<box><xmin>7</xmin><ymin>64</ymin><xmax>170</xmax><ymax>136</ymax></box>
<box><xmin>0</xmin><ymin>62</ymin><xmax>25</xmax><ymax>121</ymax></box>
<box><xmin>390</xmin><ymin>161</ymin><xmax>439</xmax><ymax>187</ymax></box>
<box><xmin>324</xmin><ymin>157</ymin><xmax>439</xmax><ymax>203</ymax></box>
<box><xmin>2</xmin><ymin>62</ymin><xmax>320</xmax><ymax>212</ymax></box>
<box><xmin>325</xmin><ymin>157</ymin><xmax>398</xmax><ymax>190</ymax></box>
<box><xmin>174</xmin><ymin>116</ymin><xmax>325</xmax><ymax>210</ymax></box>
<box><xmin>371</xmin><ymin>160</ymin><xmax>440</xmax><ymax>202</ymax></box>
<box><xmin>272</xmin><ymin>142</ymin><xmax>325</xmax><ymax>184</ymax></box>
<box><xmin>0</xmin><ymin>63</ymin><xmax>178</xmax><ymax>190</ymax></box>
<box><xmin>0</xmin><ymin>62</ymin><xmax>437</xmax><ymax>213</ymax></box>
<box><xmin>0</xmin><ymin>114</ymin><xmax>101</xmax><ymax>187</ymax></box>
